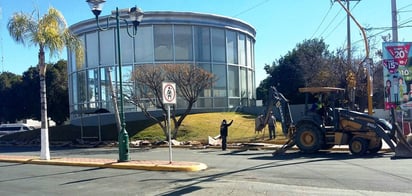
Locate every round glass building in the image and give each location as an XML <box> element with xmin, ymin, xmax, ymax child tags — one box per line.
<box><xmin>68</xmin><ymin>11</ymin><xmax>256</xmax><ymax>125</ymax></box>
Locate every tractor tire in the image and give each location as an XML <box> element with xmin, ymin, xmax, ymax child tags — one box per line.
<box><xmin>295</xmin><ymin>123</ymin><xmax>323</xmax><ymax>153</ymax></box>
<box><xmin>349</xmin><ymin>137</ymin><xmax>369</xmax><ymax>155</ymax></box>
<box><xmin>368</xmin><ymin>139</ymin><xmax>382</xmax><ymax>154</ymax></box>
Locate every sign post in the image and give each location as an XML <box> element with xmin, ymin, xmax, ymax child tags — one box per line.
<box><xmin>162</xmin><ymin>82</ymin><xmax>176</xmax><ymax>163</ymax></box>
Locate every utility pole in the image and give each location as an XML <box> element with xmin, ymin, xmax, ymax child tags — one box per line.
<box><xmin>338</xmin><ymin>0</ymin><xmax>360</xmax><ymax>110</ymax></box>
<box><xmin>336</xmin><ymin>0</ymin><xmax>373</xmax><ymax>115</ymax></box>
<box><xmin>391</xmin><ymin>0</ymin><xmax>398</xmax><ymax>42</ymax></box>
<box><xmin>346</xmin><ymin>0</ymin><xmax>351</xmax><ymax>65</ymax></box>
<box><xmin>338</xmin><ymin>0</ymin><xmax>360</xmax><ymax>65</ymax></box>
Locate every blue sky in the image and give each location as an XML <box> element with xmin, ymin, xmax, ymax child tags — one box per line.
<box><xmin>1</xmin><ymin>0</ymin><xmax>412</xmax><ymax>84</ymax></box>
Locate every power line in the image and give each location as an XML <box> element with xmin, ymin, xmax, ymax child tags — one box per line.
<box><xmin>398</xmin><ymin>3</ymin><xmax>412</xmax><ymax>11</ymax></box>
<box><xmin>323</xmin><ymin>12</ymin><xmax>346</xmax><ymax>40</ymax></box>
<box><xmin>310</xmin><ymin>4</ymin><xmax>333</xmax><ymax>39</ymax></box>
<box><xmin>365</xmin><ymin>16</ymin><xmax>412</xmax><ymax>31</ymax></box>
<box><xmin>351</xmin><ymin>16</ymin><xmax>412</xmax><ymax>48</ymax></box>
<box><xmin>323</xmin><ymin>1</ymin><xmax>361</xmax><ymax>40</ymax></box>
<box><xmin>317</xmin><ymin>6</ymin><xmax>343</xmax><ymax>38</ymax></box>
<box><xmin>233</xmin><ymin>0</ymin><xmax>270</xmax><ymax>17</ymax></box>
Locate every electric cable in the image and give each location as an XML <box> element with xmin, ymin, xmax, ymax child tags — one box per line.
<box><xmin>323</xmin><ymin>1</ymin><xmax>361</xmax><ymax>40</ymax></box>
<box><xmin>310</xmin><ymin>4</ymin><xmax>334</xmax><ymax>39</ymax></box>
<box><xmin>233</xmin><ymin>0</ymin><xmax>270</xmax><ymax>17</ymax></box>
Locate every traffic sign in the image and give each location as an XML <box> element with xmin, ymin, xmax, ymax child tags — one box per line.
<box><xmin>162</xmin><ymin>82</ymin><xmax>176</xmax><ymax>104</ymax></box>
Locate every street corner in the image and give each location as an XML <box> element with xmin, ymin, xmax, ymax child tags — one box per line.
<box><xmin>110</xmin><ymin>160</ymin><xmax>208</xmax><ymax>172</ymax></box>
<box><xmin>0</xmin><ymin>155</ymin><xmax>39</xmax><ymax>163</ymax></box>
<box><xmin>0</xmin><ymin>155</ymin><xmax>208</xmax><ymax>172</ymax></box>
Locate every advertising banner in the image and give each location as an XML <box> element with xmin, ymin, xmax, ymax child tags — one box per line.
<box><xmin>383</xmin><ymin>42</ymin><xmax>412</xmax><ymax>110</ymax></box>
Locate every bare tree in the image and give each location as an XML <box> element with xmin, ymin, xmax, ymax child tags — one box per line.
<box><xmin>126</xmin><ymin>64</ymin><xmax>215</xmax><ymax>139</ymax></box>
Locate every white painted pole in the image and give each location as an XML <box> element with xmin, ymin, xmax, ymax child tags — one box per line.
<box><xmin>168</xmin><ymin>104</ymin><xmax>172</xmax><ymax>163</ymax></box>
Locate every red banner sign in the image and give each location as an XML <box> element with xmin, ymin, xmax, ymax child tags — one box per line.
<box><xmin>385</xmin><ymin>44</ymin><xmax>411</xmax><ymax>66</ymax></box>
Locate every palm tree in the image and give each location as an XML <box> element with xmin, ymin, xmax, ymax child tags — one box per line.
<box><xmin>7</xmin><ymin>7</ymin><xmax>83</xmax><ymax>160</ymax></box>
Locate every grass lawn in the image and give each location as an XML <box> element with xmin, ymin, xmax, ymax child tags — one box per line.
<box><xmin>0</xmin><ymin>112</ymin><xmax>286</xmax><ymax>145</ymax></box>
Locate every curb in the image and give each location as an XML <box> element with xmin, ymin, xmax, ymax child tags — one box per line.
<box><xmin>0</xmin><ymin>155</ymin><xmax>207</xmax><ymax>172</ymax></box>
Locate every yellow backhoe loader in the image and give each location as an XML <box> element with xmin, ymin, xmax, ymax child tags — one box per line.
<box><xmin>255</xmin><ymin>86</ymin><xmax>412</xmax><ymax>158</ymax></box>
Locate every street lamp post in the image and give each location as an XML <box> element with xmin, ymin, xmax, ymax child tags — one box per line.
<box><xmin>86</xmin><ymin>0</ymin><xmax>143</xmax><ymax>162</ymax></box>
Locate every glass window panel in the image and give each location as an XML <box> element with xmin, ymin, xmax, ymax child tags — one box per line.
<box><xmin>211</xmin><ymin>28</ymin><xmax>225</xmax><ymax>63</ymax></box>
<box><xmin>174</xmin><ymin>25</ymin><xmax>193</xmax><ymax>61</ymax></box>
<box><xmin>251</xmin><ymin>38</ymin><xmax>255</xmax><ymax>69</ymax></box>
<box><xmin>213</xmin><ymin>64</ymin><xmax>226</xmax><ymax>97</ymax></box>
<box><xmin>154</xmin><ymin>25</ymin><xmax>173</xmax><ymax>61</ymax></box>
<box><xmin>214</xmin><ymin>98</ymin><xmax>227</xmax><ymax>108</ymax></box>
<box><xmin>228</xmin><ymin>65</ymin><xmax>239</xmax><ymax>97</ymax></box>
<box><xmin>86</xmin><ymin>32</ymin><xmax>98</xmax><ymax>68</ymax></box>
<box><xmin>246</xmin><ymin>37</ymin><xmax>252</xmax><ymax>67</ymax></box>
<box><xmin>198</xmin><ymin>63</ymin><xmax>212</xmax><ymax>97</ymax></box>
<box><xmin>194</xmin><ymin>27</ymin><xmax>210</xmax><ymax>61</ymax></box>
<box><xmin>73</xmin><ymin>36</ymin><xmax>86</xmax><ymax>71</ymax></box>
<box><xmin>122</xmin><ymin>65</ymin><xmax>134</xmax><ymax>110</ymax></box>
<box><xmin>241</xmin><ymin>98</ymin><xmax>249</xmax><ymax>107</ymax></box>
<box><xmin>87</xmin><ymin>69</ymin><xmax>98</xmax><ymax>109</ymax></box>
<box><xmin>229</xmin><ymin>98</ymin><xmax>240</xmax><ymax>108</ymax></box>
<box><xmin>69</xmin><ymin>50</ymin><xmax>76</xmax><ymax>73</ymax></box>
<box><xmin>197</xmin><ymin>98</ymin><xmax>212</xmax><ymax>108</ymax></box>
<box><xmin>238</xmin><ymin>34</ymin><xmax>246</xmax><ymax>65</ymax></box>
<box><xmin>248</xmin><ymin>69</ymin><xmax>254</xmax><ymax>99</ymax></box>
<box><xmin>227</xmin><ymin>30</ymin><xmax>237</xmax><ymax>64</ymax></box>
<box><xmin>118</xmin><ymin>28</ymin><xmax>134</xmax><ymax>64</ymax></box>
<box><xmin>135</xmin><ymin>26</ymin><xmax>154</xmax><ymax>62</ymax></box>
<box><xmin>71</xmin><ymin>72</ymin><xmax>78</xmax><ymax>110</ymax></box>
<box><xmin>77</xmin><ymin>71</ymin><xmax>87</xmax><ymax>107</ymax></box>
<box><xmin>100</xmin><ymin>67</ymin><xmax>112</xmax><ymax>111</ymax></box>
<box><xmin>240</xmin><ymin>67</ymin><xmax>247</xmax><ymax>98</ymax></box>
<box><xmin>112</xmin><ymin>66</ymin><xmax>119</xmax><ymax>99</ymax></box>
<box><xmin>100</xmin><ymin>30</ymin><xmax>116</xmax><ymax>65</ymax></box>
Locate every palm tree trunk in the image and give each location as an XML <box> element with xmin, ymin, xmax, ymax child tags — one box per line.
<box><xmin>39</xmin><ymin>46</ymin><xmax>50</xmax><ymax>160</ymax></box>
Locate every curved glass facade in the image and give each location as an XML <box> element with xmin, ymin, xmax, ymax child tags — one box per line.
<box><xmin>68</xmin><ymin>11</ymin><xmax>256</xmax><ymax>122</ymax></box>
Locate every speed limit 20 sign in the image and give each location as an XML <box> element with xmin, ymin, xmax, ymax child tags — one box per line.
<box><xmin>162</xmin><ymin>82</ymin><xmax>176</xmax><ymax>104</ymax></box>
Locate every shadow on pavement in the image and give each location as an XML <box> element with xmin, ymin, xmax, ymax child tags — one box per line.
<box><xmin>249</xmin><ymin>150</ymin><xmax>389</xmax><ymax>161</ymax></box>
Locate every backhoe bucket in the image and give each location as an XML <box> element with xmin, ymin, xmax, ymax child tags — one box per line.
<box><xmin>392</xmin><ymin>123</ymin><xmax>412</xmax><ymax>159</ymax></box>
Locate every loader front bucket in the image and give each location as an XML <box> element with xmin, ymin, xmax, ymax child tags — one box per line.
<box><xmin>392</xmin><ymin>123</ymin><xmax>412</xmax><ymax>159</ymax></box>
<box><xmin>390</xmin><ymin>108</ymin><xmax>412</xmax><ymax>159</ymax></box>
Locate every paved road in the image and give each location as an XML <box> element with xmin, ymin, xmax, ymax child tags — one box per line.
<box><xmin>0</xmin><ymin>146</ymin><xmax>411</xmax><ymax>195</ymax></box>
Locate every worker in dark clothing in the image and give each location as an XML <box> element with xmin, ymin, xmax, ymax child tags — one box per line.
<box><xmin>268</xmin><ymin>112</ymin><xmax>276</xmax><ymax>140</ymax></box>
<box><xmin>220</xmin><ymin>119</ymin><xmax>233</xmax><ymax>151</ymax></box>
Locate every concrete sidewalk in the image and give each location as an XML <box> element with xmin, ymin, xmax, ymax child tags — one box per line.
<box><xmin>0</xmin><ymin>154</ymin><xmax>208</xmax><ymax>172</ymax></box>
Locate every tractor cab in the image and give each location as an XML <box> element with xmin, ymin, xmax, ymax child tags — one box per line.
<box><xmin>299</xmin><ymin>87</ymin><xmax>346</xmax><ymax>127</ymax></box>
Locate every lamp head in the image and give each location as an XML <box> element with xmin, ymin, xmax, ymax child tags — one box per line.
<box><xmin>86</xmin><ymin>0</ymin><xmax>106</xmax><ymax>17</ymax></box>
<box><xmin>129</xmin><ymin>6</ymin><xmax>144</xmax><ymax>28</ymax></box>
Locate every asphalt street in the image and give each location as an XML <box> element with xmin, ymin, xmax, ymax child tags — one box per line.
<box><xmin>1</xmin><ymin>146</ymin><xmax>412</xmax><ymax>195</ymax></box>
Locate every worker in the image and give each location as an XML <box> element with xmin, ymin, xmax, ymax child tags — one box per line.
<box><xmin>311</xmin><ymin>95</ymin><xmax>325</xmax><ymax>116</ymax></box>
<box><xmin>268</xmin><ymin>111</ymin><xmax>276</xmax><ymax>140</ymax></box>
<box><xmin>220</xmin><ymin>119</ymin><xmax>233</xmax><ymax>151</ymax></box>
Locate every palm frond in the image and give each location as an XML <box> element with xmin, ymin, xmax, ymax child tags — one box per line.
<box><xmin>7</xmin><ymin>11</ymin><xmax>37</xmax><ymax>46</ymax></box>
